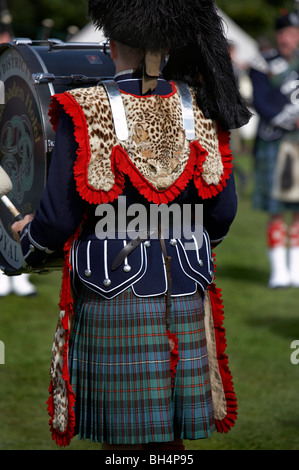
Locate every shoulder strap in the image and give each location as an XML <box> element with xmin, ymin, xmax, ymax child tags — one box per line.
<box><xmin>100</xmin><ymin>80</ymin><xmax>129</xmax><ymax>141</ymax></box>
<box><xmin>175</xmin><ymin>81</ymin><xmax>195</xmax><ymax>141</ymax></box>
<box><xmin>100</xmin><ymin>79</ymin><xmax>195</xmax><ymax>141</ymax></box>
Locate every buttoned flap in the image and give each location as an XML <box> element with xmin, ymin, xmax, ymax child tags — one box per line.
<box><xmin>170</xmin><ymin>231</ymin><xmax>214</xmax><ymax>286</ymax></box>
<box><xmin>74</xmin><ymin>239</ymin><xmax>147</xmax><ymax>298</ymax></box>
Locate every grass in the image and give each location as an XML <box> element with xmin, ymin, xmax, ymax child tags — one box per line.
<box><xmin>1</xmin><ymin>152</ymin><xmax>299</xmax><ymax>450</ymax></box>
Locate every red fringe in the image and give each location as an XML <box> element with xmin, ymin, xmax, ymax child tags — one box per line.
<box><xmin>194</xmin><ymin>125</ymin><xmax>233</xmax><ymax>199</ymax></box>
<box><xmin>46</xmin><ymin>226</ymin><xmax>83</xmax><ymax>447</ymax></box>
<box><xmin>207</xmin><ymin>281</ymin><xmax>238</xmax><ymax>433</ymax></box>
<box><xmin>111</xmin><ymin>144</ymin><xmax>200</xmax><ymax>205</ymax></box>
<box><xmin>47</xmin><ymin>384</ymin><xmax>76</xmax><ymax>447</ymax></box>
<box><xmin>49</xmin><ymin>93</ymin><xmax>125</xmax><ymax>205</ymax></box>
<box><xmin>166</xmin><ymin>329</ymin><xmax>180</xmax><ymax>390</ymax></box>
<box><xmin>48</xmin><ymin>93</ymin><xmax>233</xmax><ymax>206</ymax></box>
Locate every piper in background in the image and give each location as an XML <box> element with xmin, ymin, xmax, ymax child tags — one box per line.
<box><xmin>250</xmin><ymin>11</ymin><xmax>299</xmax><ymax>288</ymax></box>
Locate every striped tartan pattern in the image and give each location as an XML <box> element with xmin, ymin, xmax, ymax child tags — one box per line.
<box><xmin>68</xmin><ymin>286</ymin><xmax>215</xmax><ymax>445</ymax></box>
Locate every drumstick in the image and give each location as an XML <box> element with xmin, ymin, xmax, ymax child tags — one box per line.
<box><xmin>0</xmin><ymin>166</ymin><xmax>23</xmax><ymax>221</ymax></box>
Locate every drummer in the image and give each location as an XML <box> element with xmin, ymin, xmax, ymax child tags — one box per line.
<box><xmin>12</xmin><ymin>0</ymin><xmax>250</xmax><ymax>450</ymax></box>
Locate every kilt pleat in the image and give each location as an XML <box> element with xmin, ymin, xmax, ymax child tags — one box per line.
<box><xmin>68</xmin><ymin>286</ymin><xmax>215</xmax><ymax>445</ymax></box>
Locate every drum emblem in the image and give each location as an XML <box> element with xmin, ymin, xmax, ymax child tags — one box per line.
<box><xmin>1</xmin><ymin>114</ymin><xmax>34</xmax><ymax>205</ymax></box>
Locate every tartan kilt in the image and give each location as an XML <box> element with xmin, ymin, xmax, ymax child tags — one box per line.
<box><xmin>68</xmin><ymin>285</ymin><xmax>215</xmax><ymax>445</ymax></box>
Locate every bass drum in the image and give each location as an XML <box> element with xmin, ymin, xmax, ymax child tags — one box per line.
<box><xmin>0</xmin><ymin>39</ymin><xmax>115</xmax><ymax>274</ymax></box>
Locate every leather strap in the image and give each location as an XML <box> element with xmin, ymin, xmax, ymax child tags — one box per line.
<box><xmin>101</xmin><ymin>80</ymin><xmax>129</xmax><ymax>141</ymax></box>
<box><xmin>142</xmin><ymin>51</ymin><xmax>162</xmax><ymax>95</ymax></box>
<box><xmin>111</xmin><ymin>236</ymin><xmax>146</xmax><ymax>271</ymax></box>
<box><xmin>110</xmin><ymin>217</ymin><xmax>173</xmax><ymax>328</ymax></box>
<box><xmin>158</xmin><ymin>214</ymin><xmax>172</xmax><ymax>330</ymax></box>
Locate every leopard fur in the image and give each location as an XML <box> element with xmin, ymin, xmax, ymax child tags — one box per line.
<box><xmin>68</xmin><ymin>83</ymin><xmax>223</xmax><ymax>193</ymax></box>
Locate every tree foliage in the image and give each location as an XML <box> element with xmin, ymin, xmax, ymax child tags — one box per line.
<box><xmin>6</xmin><ymin>0</ymin><xmax>90</xmax><ymax>40</ymax></box>
<box><xmin>4</xmin><ymin>0</ymin><xmax>299</xmax><ymax>41</ymax></box>
<box><xmin>217</xmin><ymin>0</ymin><xmax>297</xmax><ymax>40</ymax></box>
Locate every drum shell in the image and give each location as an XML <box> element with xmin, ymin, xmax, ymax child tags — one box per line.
<box><xmin>0</xmin><ymin>41</ymin><xmax>115</xmax><ymax>273</ymax></box>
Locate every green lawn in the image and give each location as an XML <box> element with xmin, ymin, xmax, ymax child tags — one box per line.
<box><xmin>1</xmin><ymin>153</ymin><xmax>299</xmax><ymax>450</ymax></box>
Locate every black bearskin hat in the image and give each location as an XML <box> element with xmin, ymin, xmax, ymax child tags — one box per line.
<box><xmin>88</xmin><ymin>0</ymin><xmax>251</xmax><ymax>130</ymax></box>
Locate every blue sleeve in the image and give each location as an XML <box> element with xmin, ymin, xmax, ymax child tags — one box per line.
<box><xmin>20</xmin><ymin>110</ymin><xmax>86</xmax><ymax>266</ymax></box>
<box><xmin>202</xmin><ymin>171</ymin><xmax>238</xmax><ymax>245</ymax></box>
<box><xmin>249</xmin><ymin>68</ymin><xmax>287</xmax><ymax>121</ymax></box>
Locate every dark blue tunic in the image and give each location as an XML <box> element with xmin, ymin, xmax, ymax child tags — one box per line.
<box><xmin>20</xmin><ymin>72</ymin><xmax>238</xmax><ymax>296</ymax></box>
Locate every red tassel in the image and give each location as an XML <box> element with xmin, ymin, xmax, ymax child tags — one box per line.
<box><xmin>167</xmin><ymin>329</ymin><xmax>180</xmax><ymax>390</ymax></box>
